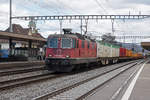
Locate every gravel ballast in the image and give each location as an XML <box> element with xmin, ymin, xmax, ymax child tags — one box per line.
<box><xmin>0</xmin><ymin>61</ymin><xmax>140</xmax><ymax>100</ymax></box>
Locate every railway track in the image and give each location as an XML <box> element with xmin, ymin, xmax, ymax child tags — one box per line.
<box><xmin>0</xmin><ymin>60</ymin><xmax>143</xmax><ymax>92</ymax></box>
<box><xmin>0</xmin><ymin>61</ymin><xmax>44</xmax><ymax>69</ymax></box>
<box><xmin>33</xmin><ymin>60</ymin><xmax>144</xmax><ymax>100</ymax></box>
<box><xmin>0</xmin><ymin>72</ymin><xmax>67</xmax><ymax>91</ymax></box>
<box><xmin>0</xmin><ymin>66</ymin><xmax>45</xmax><ymax>76</ymax></box>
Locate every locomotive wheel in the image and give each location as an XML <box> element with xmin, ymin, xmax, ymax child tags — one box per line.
<box><xmin>74</xmin><ymin>65</ymin><xmax>80</xmax><ymax>71</ymax></box>
<box><xmin>98</xmin><ymin>61</ymin><xmax>102</xmax><ymax>66</ymax></box>
<box><xmin>60</xmin><ymin>65</ymin><xmax>74</xmax><ymax>72</ymax></box>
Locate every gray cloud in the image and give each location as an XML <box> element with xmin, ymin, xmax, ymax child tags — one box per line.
<box><xmin>125</xmin><ymin>0</ymin><xmax>150</xmax><ymax>5</ymax></box>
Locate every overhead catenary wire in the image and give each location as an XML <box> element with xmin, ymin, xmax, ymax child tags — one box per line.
<box><xmin>94</xmin><ymin>0</ymin><xmax>129</xmax><ymax>37</ymax></box>
<box><xmin>92</xmin><ymin>0</ymin><xmax>135</xmax><ymax>43</ymax></box>
<box><xmin>11</xmin><ymin>0</ymin><xmax>150</xmax><ymax>41</ymax></box>
<box><xmin>15</xmin><ymin>0</ymin><xmax>66</xmax><ymax>32</ymax></box>
<box><xmin>30</xmin><ymin>0</ymin><xmax>82</xmax><ymax>32</ymax></box>
<box><xmin>93</xmin><ymin>0</ymin><xmax>108</xmax><ymax>14</ymax></box>
<box><xmin>29</xmin><ymin>0</ymin><xmax>61</xmax><ymax>14</ymax></box>
<box><xmin>56</xmin><ymin>0</ymin><xmax>81</xmax><ymax>14</ymax></box>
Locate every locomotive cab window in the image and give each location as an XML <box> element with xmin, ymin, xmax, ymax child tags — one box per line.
<box><xmin>49</xmin><ymin>38</ymin><xmax>58</xmax><ymax>48</ymax></box>
<box><xmin>61</xmin><ymin>38</ymin><xmax>72</xmax><ymax>48</ymax></box>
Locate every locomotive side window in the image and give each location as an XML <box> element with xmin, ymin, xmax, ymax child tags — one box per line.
<box><xmin>82</xmin><ymin>40</ymin><xmax>84</xmax><ymax>48</ymax></box>
<box><xmin>77</xmin><ymin>40</ymin><xmax>79</xmax><ymax>48</ymax></box>
<box><xmin>87</xmin><ymin>42</ymin><xmax>90</xmax><ymax>48</ymax></box>
<box><xmin>72</xmin><ymin>39</ymin><xmax>76</xmax><ymax>48</ymax></box>
<box><xmin>95</xmin><ymin>43</ymin><xmax>97</xmax><ymax>48</ymax></box>
<box><xmin>49</xmin><ymin>38</ymin><xmax>58</xmax><ymax>48</ymax></box>
<box><xmin>62</xmin><ymin>38</ymin><xmax>72</xmax><ymax>48</ymax></box>
<box><xmin>92</xmin><ymin>42</ymin><xmax>95</xmax><ymax>49</ymax></box>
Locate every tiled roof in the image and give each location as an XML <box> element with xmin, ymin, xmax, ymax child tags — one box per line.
<box><xmin>5</xmin><ymin>24</ymin><xmax>45</xmax><ymax>39</ymax></box>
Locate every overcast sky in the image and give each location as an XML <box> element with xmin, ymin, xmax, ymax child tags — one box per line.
<box><xmin>0</xmin><ymin>0</ymin><xmax>150</xmax><ymax>43</ymax></box>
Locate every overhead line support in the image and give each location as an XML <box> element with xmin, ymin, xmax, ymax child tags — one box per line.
<box><xmin>12</xmin><ymin>15</ymin><xmax>150</xmax><ymax>21</ymax></box>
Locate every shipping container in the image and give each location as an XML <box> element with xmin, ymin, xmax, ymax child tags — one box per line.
<box><xmin>103</xmin><ymin>43</ymin><xmax>111</xmax><ymax>57</ymax></box>
<box><xmin>97</xmin><ymin>42</ymin><xmax>104</xmax><ymax>57</ymax></box>
<box><xmin>120</xmin><ymin>47</ymin><xmax>126</xmax><ymax>57</ymax></box>
<box><xmin>97</xmin><ymin>41</ymin><xmax>120</xmax><ymax>58</ymax></box>
<box><xmin>126</xmin><ymin>50</ymin><xmax>132</xmax><ymax>57</ymax></box>
<box><xmin>112</xmin><ymin>45</ymin><xmax>120</xmax><ymax>57</ymax></box>
<box><xmin>126</xmin><ymin>49</ymin><xmax>132</xmax><ymax>57</ymax></box>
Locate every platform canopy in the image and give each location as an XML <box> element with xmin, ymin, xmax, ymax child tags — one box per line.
<box><xmin>141</xmin><ymin>42</ymin><xmax>150</xmax><ymax>51</ymax></box>
<box><xmin>0</xmin><ymin>31</ymin><xmax>46</xmax><ymax>42</ymax></box>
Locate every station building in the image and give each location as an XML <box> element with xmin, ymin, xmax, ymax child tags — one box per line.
<box><xmin>141</xmin><ymin>42</ymin><xmax>150</xmax><ymax>51</ymax></box>
<box><xmin>0</xmin><ymin>24</ymin><xmax>46</xmax><ymax>61</ymax></box>
<box><xmin>141</xmin><ymin>42</ymin><xmax>150</xmax><ymax>56</ymax></box>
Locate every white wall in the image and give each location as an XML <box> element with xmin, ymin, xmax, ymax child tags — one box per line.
<box><xmin>15</xmin><ymin>43</ymin><xmax>22</xmax><ymax>48</ymax></box>
<box><xmin>0</xmin><ymin>43</ymin><xmax>9</xmax><ymax>49</ymax></box>
<box><xmin>0</xmin><ymin>43</ymin><xmax>22</xmax><ymax>49</ymax></box>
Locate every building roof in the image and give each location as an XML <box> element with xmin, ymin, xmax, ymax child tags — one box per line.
<box><xmin>5</xmin><ymin>24</ymin><xmax>44</xmax><ymax>39</ymax></box>
<box><xmin>0</xmin><ymin>31</ymin><xmax>46</xmax><ymax>42</ymax></box>
<box><xmin>141</xmin><ymin>42</ymin><xmax>150</xmax><ymax>51</ymax></box>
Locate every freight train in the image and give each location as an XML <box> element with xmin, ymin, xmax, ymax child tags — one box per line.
<box><xmin>45</xmin><ymin>30</ymin><xmax>143</xmax><ymax>72</ymax></box>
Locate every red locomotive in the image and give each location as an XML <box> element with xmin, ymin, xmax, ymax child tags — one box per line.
<box><xmin>45</xmin><ymin>29</ymin><xmax>97</xmax><ymax>72</ymax></box>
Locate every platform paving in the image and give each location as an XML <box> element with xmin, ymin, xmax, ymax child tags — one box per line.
<box><xmin>128</xmin><ymin>61</ymin><xmax>150</xmax><ymax>100</ymax></box>
<box><xmin>86</xmin><ymin>60</ymin><xmax>150</xmax><ymax>100</ymax></box>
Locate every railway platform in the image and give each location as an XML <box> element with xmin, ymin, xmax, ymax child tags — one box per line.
<box><xmin>0</xmin><ymin>60</ymin><xmax>45</xmax><ymax>68</ymax></box>
<box><xmin>86</xmin><ymin>59</ymin><xmax>150</xmax><ymax>100</ymax></box>
<box><xmin>124</xmin><ymin>60</ymin><xmax>150</xmax><ymax>100</ymax></box>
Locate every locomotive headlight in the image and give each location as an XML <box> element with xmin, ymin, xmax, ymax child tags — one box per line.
<box><xmin>66</xmin><ymin>55</ymin><xmax>70</xmax><ymax>58</ymax></box>
<box><xmin>49</xmin><ymin>54</ymin><xmax>52</xmax><ymax>57</ymax></box>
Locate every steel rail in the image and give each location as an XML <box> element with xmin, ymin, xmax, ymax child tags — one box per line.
<box><xmin>77</xmin><ymin>60</ymin><xmax>144</xmax><ymax>100</ymax></box>
<box><xmin>0</xmin><ymin>72</ymin><xmax>65</xmax><ymax>91</ymax></box>
<box><xmin>0</xmin><ymin>67</ymin><xmax>45</xmax><ymax>76</ymax></box>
